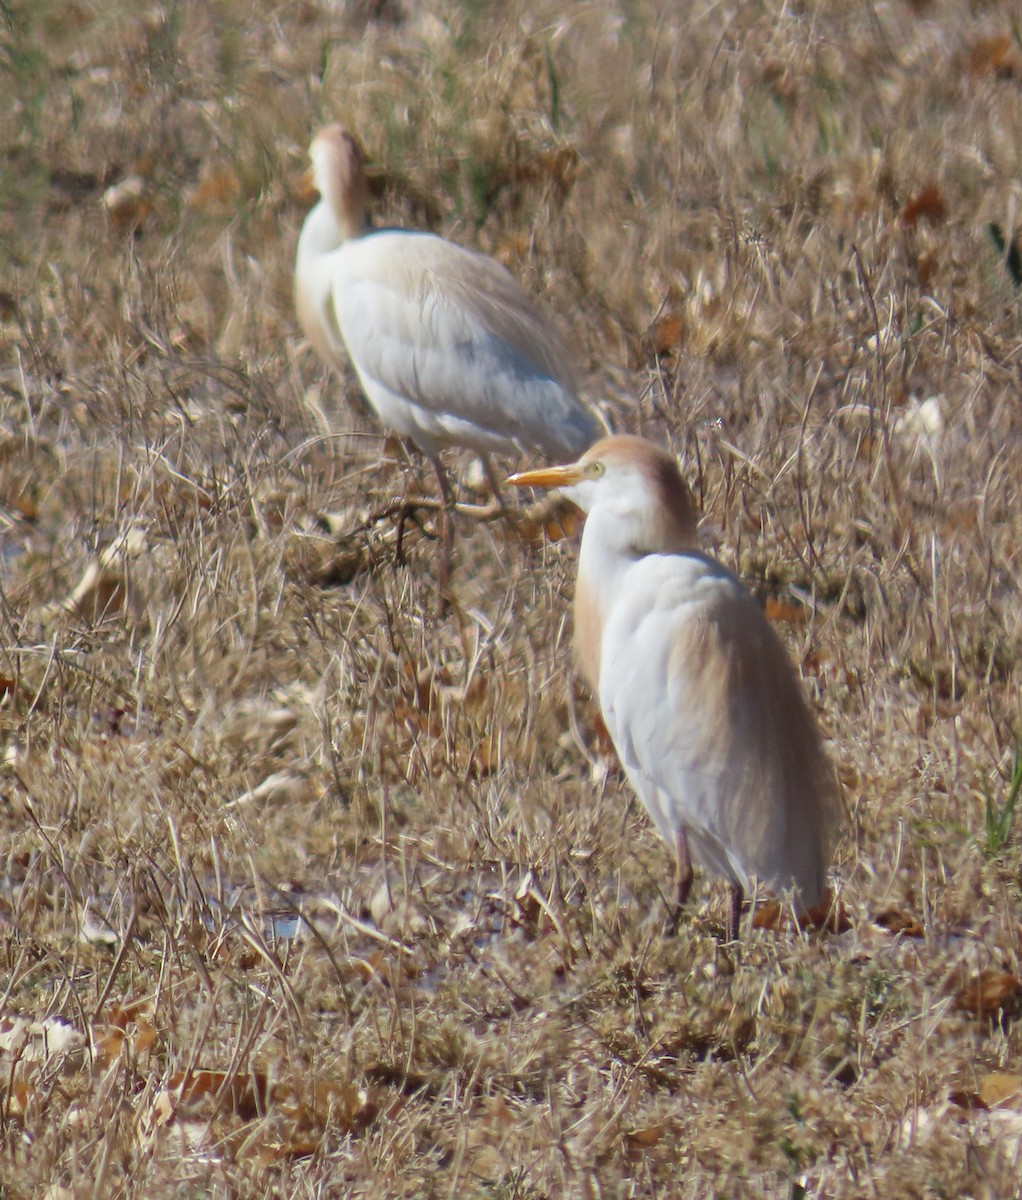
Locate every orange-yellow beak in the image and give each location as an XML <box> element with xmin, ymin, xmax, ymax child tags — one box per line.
<box><xmin>506</xmin><ymin>462</ymin><xmax>584</xmax><ymax>490</ymax></box>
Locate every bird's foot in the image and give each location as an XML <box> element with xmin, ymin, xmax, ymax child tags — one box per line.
<box><xmin>391</xmin><ymin>495</ymin><xmax>442</xmax><ymax>565</ymax></box>
<box><xmin>353</xmin><ymin>494</ymin><xmax>440</xmax><ymax>532</ymax></box>
<box><xmin>451</xmin><ymin>496</ymin><xmax>505</xmax><ymax>521</ymax></box>
<box><xmin>346</xmin><ymin>495</ymin><xmax>441</xmax><ymax>566</ymax></box>
<box><xmin>663</xmin><ymin>903</ymin><xmax>685</xmax><ymax>938</ymax></box>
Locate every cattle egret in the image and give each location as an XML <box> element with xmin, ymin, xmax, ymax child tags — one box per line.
<box><xmin>509</xmin><ymin>435</ymin><xmax>840</xmax><ymax>940</ymax></box>
<box><xmin>294</xmin><ymin>125</ymin><xmax>600</xmax><ymax>592</ymax></box>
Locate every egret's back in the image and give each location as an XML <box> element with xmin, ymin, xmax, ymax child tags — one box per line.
<box><xmin>329</xmin><ymin>231</ymin><xmax>597</xmax><ymax>459</ymax></box>
<box><xmin>294</xmin><ymin>126</ymin><xmax>599</xmax><ymax>462</ymax></box>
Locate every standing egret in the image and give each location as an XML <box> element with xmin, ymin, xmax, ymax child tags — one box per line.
<box><xmin>509</xmin><ymin>435</ymin><xmax>841</xmax><ymax>939</ymax></box>
<box><xmin>294</xmin><ymin>125</ymin><xmax>599</xmax><ymax>594</ymax></box>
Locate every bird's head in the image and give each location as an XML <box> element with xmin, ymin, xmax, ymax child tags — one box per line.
<box><xmin>508</xmin><ymin>435</ymin><xmax>698</xmax><ymax>555</ymax></box>
<box><xmin>307</xmin><ymin>125</ymin><xmax>370</xmax><ymax>239</ymax></box>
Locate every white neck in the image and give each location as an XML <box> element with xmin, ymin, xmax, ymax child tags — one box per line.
<box><xmin>573</xmin><ymin>510</ymin><xmax>643</xmax><ymax>690</ymax></box>
<box><xmin>297</xmin><ymin>198</ymin><xmax>344</xmax><ymax>264</ymax></box>
<box><xmin>578</xmin><ymin>509</ymin><xmax>638</xmax><ymax>614</ymax></box>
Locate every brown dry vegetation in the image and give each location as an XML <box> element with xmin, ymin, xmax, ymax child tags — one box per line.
<box><xmin>1</xmin><ymin>1</ymin><xmax>1021</xmax><ymax>1196</ymax></box>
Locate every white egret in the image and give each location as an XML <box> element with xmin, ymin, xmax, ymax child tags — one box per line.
<box><xmin>294</xmin><ymin>125</ymin><xmax>599</xmax><ymax>593</ymax></box>
<box><xmin>509</xmin><ymin>435</ymin><xmax>841</xmax><ymax>939</ymax></box>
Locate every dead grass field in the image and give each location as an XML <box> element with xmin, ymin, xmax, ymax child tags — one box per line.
<box><xmin>2</xmin><ymin>1</ymin><xmax>1021</xmax><ymax>1195</ymax></box>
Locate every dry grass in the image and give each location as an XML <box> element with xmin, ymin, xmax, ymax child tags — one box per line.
<box><xmin>2</xmin><ymin>1</ymin><xmax>1021</xmax><ymax>1195</ymax></box>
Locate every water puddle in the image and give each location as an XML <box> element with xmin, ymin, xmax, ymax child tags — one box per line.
<box><xmin>0</xmin><ymin>860</ymin><xmax>543</xmax><ymax>994</ymax></box>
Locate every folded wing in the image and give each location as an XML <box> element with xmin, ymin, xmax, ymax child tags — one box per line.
<box><xmin>599</xmin><ymin>554</ymin><xmax>839</xmax><ymax>904</ymax></box>
<box><xmin>329</xmin><ymin>231</ymin><xmax>597</xmax><ymax>459</ymax></box>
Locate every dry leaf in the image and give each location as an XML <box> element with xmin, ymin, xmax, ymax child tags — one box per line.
<box><xmin>164</xmin><ymin>1068</ymin><xmax>272</xmax><ymax>1120</ymax></box>
<box><xmin>503</xmin><ymin>870</ymin><xmax>543</xmax><ymax>934</ymax></box>
<box><xmin>132</xmin><ymin>1018</ymin><xmax>159</xmax><ymax>1055</ymax></box>
<box><xmin>507</xmin><ymin>145</ymin><xmax>579</xmax><ymax>192</ymax></box>
<box><xmin>41</xmin><ymin>527</ymin><xmax>146</xmax><ymax>623</ymax></box>
<box><xmin>467</xmin><ymin>1143</ymin><xmax>509</xmax><ymax>1182</ymax></box>
<box><xmin>764</xmin><ymin>598</ymin><xmax>806</xmax><ymax>625</ymax></box>
<box><xmin>914</xmin><ymin>248</ymin><xmax>938</xmax><ymax>288</ymax></box>
<box><xmin>2</xmin><ymin>1076</ymin><xmax>33</xmax><ymax>1118</ymax></box>
<box><xmin>515</xmin><ymin>512</ymin><xmax>580</xmax><ymax>545</ymax></box>
<box><xmin>255</xmin><ymin>1137</ymin><xmax>321</xmax><ymax>1163</ymax></box>
<box><xmin>151</xmin><ymin>1067</ymin><xmax>379</xmax><ymax>1138</ymax></box>
<box><xmin>948</xmin><ymin>1087</ymin><xmax>987</xmax><ymax>1111</ymax></box>
<box><xmin>625</xmin><ymin>1123</ymin><xmax>668</xmax><ymax>1152</ymax></box>
<box><xmin>965</xmin><ymin>34</ymin><xmax>1020</xmax><ymax>78</ymax></box>
<box><xmin>391</xmin><ymin>699</ymin><xmax>442</xmax><ymax>740</ymax></box>
<box><xmin>954</xmin><ymin>971</ymin><xmax>1022</xmax><ymax>1022</ymax></box>
<box><xmin>231</xmin><ymin>770</ymin><xmax>313</xmax><ymax>807</ymax></box>
<box><xmin>752</xmin><ymin>889</ymin><xmax>849</xmax><ymax>934</ymax></box>
<box><xmin>103</xmin><ymin>176</ymin><xmax>151</xmax><ymax>231</ymax></box>
<box><xmin>950</xmin><ymin>1073</ymin><xmax>1022</xmax><ymax>1113</ymax></box>
<box><xmin>752</xmin><ymin>900</ymin><xmax>784</xmax><ymax>930</ymax></box>
<box><xmin>6</xmin><ymin>492</ymin><xmax>36</xmax><ymax>520</ymax></box>
<box><xmin>979</xmin><ymin>1072</ymin><xmax>1022</xmax><ymax>1109</ymax></box>
<box><xmin>147</xmin><ymin>1088</ymin><xmax>176</xmax><ymax>1130</ymax></box>
<box><xmin>294</xmin><ymin>164</ymin><xmax>318</xmax><ymax>203</ymax></box>
<box><xmin>187</xmin><ymin>167</ymin><xmax>242</xmax><ymax>213</ymax></box>
<box><xmin>287</xmin><ymin>1079</ymin><xmax>376</xmax><ymax>1131</ymax></box>
<box><xmin>309</xmin><ymin>545</ymin><xmax>368</xmax><ymax>587</ymax></box>
<box><xmin>94</xmin><ymin>1000</ymin><xmax>158</xmax><ymax>1066</ymax></box>
<box><xmin>351</xmin><ymin>949</ymin><xmax>388</xmax><ymax>984</ymax></box>
<box><xmin>650</xmin><ymin>311</ymin><xmax>684</xmax><ymax>356</ymax></box>
<box><xmin>902</xmin><ymin>185</ymin><xmax>946</xmax><ymax>226</ymax></box>
<box><xmin>587</xmin><ymin>710</ymin><xmax>616</xmax><ymax>761</ymax></box>
<box><xmin>804</xmin><ymin>892</ymin><xmax>852</xmax><ymax>933</ymax></box>
<box><xmin>873</xmin><ymin>908</ymin><xmax>925</xmax><ymax>938</ymax></box>
<box><xmin>69</xmin><ymin>561</ymin><xmax>127</xmax><ymax>620</ymax></box>
<box><xmin>93</xmin><ymin>1028</ymin><xmax>127</xmax><ymax>1069</ymax></box>
<box><xmin>465</xmin><ymin>731</ymin><xmax>502</xmax><ymax>778</ymax></box>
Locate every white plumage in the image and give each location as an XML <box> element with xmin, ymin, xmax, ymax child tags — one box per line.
<box><xmin>510</xmin><ymin>435</ymin><xmax>841</xmax><ymax>938</ymax></box>
<box><xmin>294</xmin><ymin>125</ymin><xmax>598</xmax><ymax>464</ymax></box>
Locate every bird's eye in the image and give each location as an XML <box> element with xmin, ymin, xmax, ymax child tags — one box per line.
<box><xmin>586</xmin><ymin>460</ymin><xmax>605</xmax><ymax>479</ymax></box>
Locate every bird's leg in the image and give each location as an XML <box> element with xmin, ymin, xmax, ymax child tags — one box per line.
<box><xmin>392</xmin><ymin>495</ymin><xmax>438</xmax><ymax>566</ymax></box>
<box><xmin>362</xmin><ymin>442</ymin><xmax>445</xmax><ymax>564</ymax></box>
<box><xmin>439</xmin><ymin>455</ymin><xmax>506</xmax><ymax>521</ymax></box>
<box><xmin>349</xmin><ymin>496</ymin><xmax>435</xmax><ymax>568</ymax></box>
<box><xmin>476</xmin><ymin>455</ymin><xmax>509</xmax><ymax>518</ymax></box>
<box><xmin>665</xmin><ymin>830</ymin><xmax>694</xmax><ymax>935</ymax></box>
<box><xmin>725</xmin><ymin>883</ymin><xmax>744</xmax><ymax>943</ymax></box>
<box><xmin>393</xmin><ymin>499</ymin><xmax>412</xmax><ymax>565</ymax></box>
<box><xmin>429</xmin><ymin>455</ymin><xmax>455</xmax><ymax>607</ymax></box>
<box><xmin>676</xmin><ymin>830</ymin><xmax>694</xmax><ymax>907</ymax></box>
<box><xmin>392</xmin><ymin>496</ymin><xmax>442</xmax><ymax>565</ymax></box>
